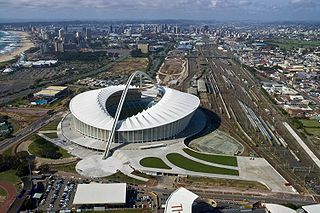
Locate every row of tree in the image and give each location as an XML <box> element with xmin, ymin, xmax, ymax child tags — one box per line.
<box><xmin>0</xmin><ymin>151</ymin><xmax>35</xmax><ymax>177</ymax></box>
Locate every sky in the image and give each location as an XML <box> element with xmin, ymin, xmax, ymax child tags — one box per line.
<box><xmin>0</xmin><ymin>0</ymin><xmax>319</xmax><ymax>22</ymax></box>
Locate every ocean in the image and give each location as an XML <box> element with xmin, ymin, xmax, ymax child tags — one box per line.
<box><xmin>0</xmin><ymin>31</ymin><xmax>21</xmax><ymax>55</ymax></box>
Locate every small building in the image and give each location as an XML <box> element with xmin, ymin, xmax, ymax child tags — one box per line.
<box><xmin>73</xmin><ymin>183</ymin><xmax>127</xmax><ymax>207</ymax></box>
<box><xmin>137</xmin><ymin>43</ymin><xmax>149</xmax><ymax>54</ymax></box>
<box><xmin>0</xmin><ymin>122</ymin><xmax>10</xmax><ymax>136</ymax></box>
<box><xmin>34</xmin><ymin>86</ymin><xmax>68</xmax><ymax>99</ymax></box>
<box><xmin>33</xmin><ymin>86</ymin><xmax>68</xmax><ymax>105</ymax></box>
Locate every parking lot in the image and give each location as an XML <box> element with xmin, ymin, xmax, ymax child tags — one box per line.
<box><xmin>39</xmin><ymin>177</ymin><xmax>76</xmax><ymax>211</ymax></box>
<box><xmin>37</xmin><ymin>176</ymin><xmax>155</xmax><ymax>212</ymax></box>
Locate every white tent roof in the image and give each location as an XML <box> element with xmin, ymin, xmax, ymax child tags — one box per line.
<box><xmin>73</xmin><ymin>183</ymin><xmax>126</xmax><ymax>205</ymax></box>
<box><xmin>262</xmin><ymin>203</ymin><xmax>296</xmax><ymax>213</ymax></box>
<box><xmin>70</xmin><ymin>85</ymin><xmax>200</xmax><ymax>131</ymax></box>
<box><xmin>164</xmin><ymin>187</ymin><xmax>198</xmax><ymax>213</ymax></box>
<box><xmin>302</xmin><ymin>204</ymin><xmax>320</xmax><ymax>213</ymax></box>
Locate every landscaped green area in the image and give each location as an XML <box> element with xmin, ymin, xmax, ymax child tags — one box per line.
<box><xmin>140</xmin><ymin>157</ymin><xmax>171</xmax><ymax>170</ymax></box>
<box><xmin>300</xmin><ymin>119</ymin><xmax>320</xmax><ymax>128</ymax></box>
<box><xmin>104</xmin><ymin>172</ymin><xmax>145</xmax><ymax>185</ymax></box>
<box><xmin>183</xmin><ymin>148</ymin><xmax>238</xmax><ymax>167</ymax></box>
<box><xmin>43</xmin><ymin>132</ymin><xmax>58</xmax><ymax>139</ymax></box>
<box><xmin>269</xmin><ymin>39</ymin><xmax>320</xmax><ymax>50</ymax></box>
<box><xmin>166</xmin><ymin>153</ymin><xmax>239</xmax><ymax>176</ymax></box>
<box><xmin>85</xmin><ymin>209</ymin><xmax>152</xmax><ymax>213</ymax></box>
<box><xmin>50</xmin><ymin>162</ymin><xmax>77</xmax><ymax>173</ymax></box>
<box><xmin>305</xmin><ymin>128</ymin><xmax>320</xmax><ymax>137</ymax></box>
<box><xmin>40</xmin><ymin>118</ymin><xmax>61</xmax><ymax>131</ymax></box>
<box><xmin>182</xmin><ymin>177</ymin><xmax>269</xmax><ymax>191</ymax></box>
<box><xmin>299</xmin><ymin>119</ymin><xmax>320</xmax><ymax>137</ymax></box>
<box><xmin>29</xmin><ymin>135</ymin><xmax>71</xmax><ymax>159</ymax></box>
<box><xmin>0</xmin><ymin>170</ymin><xmax>21</xmax><ymax>185</ymax></box>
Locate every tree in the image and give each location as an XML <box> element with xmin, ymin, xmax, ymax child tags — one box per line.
<box><xmin>16</xmin><ymin>161</ymin><xmax>30</xmax><ymax>177</ymax></box>
<box><xmin>38</xmin><ymin>164</ymin><xmax>50</xmax><ymax>174</ymax></box>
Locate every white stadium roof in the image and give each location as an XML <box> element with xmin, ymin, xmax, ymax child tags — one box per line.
<box><xmin>70</xmin><ymin>85</ymin><xmax>200</xmax><ymax>131</ymax></box>
<box><xmin>164</xmin><ymin>187</ymin><xmax>198</xmax><ymax>213</ymax></box>
<box><xmin>73</xmin><ymin>183</ymin><xmax>126</xmax><ymax>205</ymax></box>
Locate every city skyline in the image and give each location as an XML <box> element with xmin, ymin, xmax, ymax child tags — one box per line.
<box><xmin>0</xmin><ymin>0</ymin><xmax>320</xmax><ymax>22</ymax></box>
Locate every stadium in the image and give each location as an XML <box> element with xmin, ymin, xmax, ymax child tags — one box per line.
<box><xmin>68</xmin><ymin>71</ymin><xmax>200</xmax><ymax>152</ymax></box>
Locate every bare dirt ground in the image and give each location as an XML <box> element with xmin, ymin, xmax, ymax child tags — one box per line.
<box><xmin>97</xmin><ymin>57</ymin><xmax>149</xmax><ymax>79</ymax></box>
<box><xmin>157</xmin><ymin>50</ymin><xmax>186</xmax><ymax>85</ymax></box>
<box><xmin>1</xmin><ymin>107</ymin><xmax>49</xmax><ymax>130</ymax></box>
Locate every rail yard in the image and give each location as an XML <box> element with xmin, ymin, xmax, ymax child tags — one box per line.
<box><xmin>181</xmin><ymin>44</ymin><xmax>320</xmax><ymax>196</ymax></box>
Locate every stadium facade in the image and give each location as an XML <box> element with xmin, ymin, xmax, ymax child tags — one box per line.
<box><xmin>69</xmin><ymin>72</ymin><xmax>200</xmax><ymax>146</ymax></box>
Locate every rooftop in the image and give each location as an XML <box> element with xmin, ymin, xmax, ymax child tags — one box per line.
<box><xmin>73</xmin><ymin>183</ymin><xmax>127</xmax><ymax>205</ymax></box>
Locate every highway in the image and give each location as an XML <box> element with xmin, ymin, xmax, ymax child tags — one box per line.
<box><xmin>0</xmin><ymin>111</ymin><xmax>62</xmax><ymax>153</ymax></box>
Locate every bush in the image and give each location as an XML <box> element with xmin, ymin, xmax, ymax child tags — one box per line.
<box><xmin>289</xmin><ymin>118</ymin><xmax>303</xmax><ymax>129</ymax></box>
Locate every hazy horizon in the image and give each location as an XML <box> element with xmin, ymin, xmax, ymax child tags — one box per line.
<box><xmin>0</xmin><ymin>0</ymin><xmax>319</xmax><ymax>22</ymax></box>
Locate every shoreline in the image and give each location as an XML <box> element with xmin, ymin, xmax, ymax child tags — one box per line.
<box><xmin>0</xmin><ymin>31</ymin><xmax>35</xmax><ymax>63</ymax></box>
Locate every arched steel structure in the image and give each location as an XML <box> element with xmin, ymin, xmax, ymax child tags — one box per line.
<box><xmin>102</xmin><ymin>71</ymin><xmax>159</xmax><ymax>159</ymax></box>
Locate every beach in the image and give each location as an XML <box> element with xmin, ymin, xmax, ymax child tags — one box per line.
<box><xmin>0</xmin><ymin>31</ymin><xmax>35</xmax><ymax>63</ymax></box>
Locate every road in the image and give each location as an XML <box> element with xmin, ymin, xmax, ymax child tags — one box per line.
<box><xmin>0</xmin><ymin>111</ymin><xmax>62</xmax><ymax>153</ymax></box>
<box><xmin>0</xmin><ymin>55</ymin><xmax>128</xmax><ymax>105</ymax></box>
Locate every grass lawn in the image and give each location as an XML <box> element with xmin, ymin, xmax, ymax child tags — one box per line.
<box><xmin>300</xmin><ymin>119</ymin><xmax>320</xmax><ymax>128</ymax></box>
<box><xmin>140</xmin><ymin>157</ymin><xmax>171</xmax><ymax>170</ymax></box>
<box><xmin>269</xmin><ymin>39</ymin><xmax>320</xmax><ymax>50</ymax></box>
<box><xmin>40</xmin><ymin>118</ymin><xmax>61</xmax><ymax>131</ymax></box>
<box><xmin>0</xmin><ymin>187</ymin><xmax>7</xmax><ymax>197</ymax></box>
<box><xmin>0</xmin><ymin>170</ymin><xmax>21</xmax><ymax>185</ymax></box>
<box><xmin>7</xmin><ymin>97</ymin><xmax>29</xmax><ymax>107</ymax></box>
<box><xmin>183</xmin><ymin>148</ymin><xmax>238</xmax><ymax>167</ymax></box>
<box><xmin>85</xmin><ymin>209</ymin><xmax>152</xmax><ymax>213</ymax></box>
<box><xmin>50</xmin><ymin>162</ymin><xmax>77</xmax><ymax>173</ymax></box>
<box><xmin>43</xmin><ymin>132</ymin><xmax>58</xmax><ymax>139</ymax></box>
<box><xmin>29</xmin><ymin>136</ymin><xmax>71</xmax><ymax>159</ymax></box>
<box><xmin>104</xmin><ymin>172</ymin><xmax>145</xmax><ymax>185</ymax></box>
<box><xmin>2</xmin><ymin>145</ymin><xmax>14</xmax><ymax>156</ymax></box>
<box><xmin>183</xmin><ymin>177</ymin><xmax>269</xmax><ymax>191</ymax></box>
<box><xmin>305</xmin><ymin>128</ymin><xmax>320</xmax><ymax>137</ymax></box>
<box><xmin>166</xmin><ymin>153</ymin><xmax>239</xmax><ymax>176</ymax></box>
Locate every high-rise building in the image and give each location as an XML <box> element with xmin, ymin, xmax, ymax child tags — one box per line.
<box><xmin>174</xmin><ymin>25</ymin><xmax>179</xmax><ymax>34</ymax></box>
<box><xmin>54</xmin><ymin>40</ymin><xmax>64</xmax><ymax>52</ymax></box>
<box><xmin>58</xmin><ymin>29</ymin><xmax>64</xmax><ymax>40</ymax></box>
<box><xmin>85</xmin><ymin>28</ymin><xmax>92</xmax><ymax>40</ymax></box>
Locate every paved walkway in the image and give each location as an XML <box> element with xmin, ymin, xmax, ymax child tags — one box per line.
<box><xmin>118</xmin><ymin>141</ymin><xmax>297</xmax><ymax>194</ymax></box>
<box><xmin>283</xmin><ymin>122</ymin><xmax>320</xmax><ymax>169</ymax></box>
<box><xmin>0</xmin><ymin>181</ymin><xmax>16</xmax><ymax>213</ymax></box>
<box><xmin>51</xmin><ymin>111</ymin><xmax>296</xmax><ymax>194</ymax></box>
